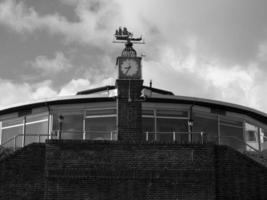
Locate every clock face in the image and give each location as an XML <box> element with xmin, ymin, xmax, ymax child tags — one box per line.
<box><xmin>121</xmin><ymin>59</ymin><xmax>138</xmax><ymax>76</ymax></box>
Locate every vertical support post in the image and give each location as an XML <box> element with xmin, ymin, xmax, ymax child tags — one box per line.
<box><xmin>110</xmin><ymin>131</ymin><xmax>113</xmax><ymax>141</ymax></box>
<box><xmin>188</xmin><ymin>105</ymin><xmax>194</xmax><ymax>143</ymax></box>
<box><xmin>218</xmin><ymin>115</ymin><xmax>221</xmax><ymax>145</ymax></box>
<box><xmin>38</xmin><ymin>135</ymin><xmax>41</xmax><ymax>143</ymax></box>
<box><xmin>83</xmin><ymin>111</ymin><xmax>86</xmax><ymax>140</ymax></box>
<box><xmin>48</xmin><ymin>114</ymin><xmax>53</xmax><ymax>140</ymax></box>
<box><xmin>173</xmin><ymin>132</ymin><xmax>176</xmax><ymax>142</ymax></box>
<box><xmin>146</xmin><ymin>131</ymin><xmax>148</xmax><ymax>141</ymax></box>
<box><xmin>257</xmin><ymin>127</ymin><xmax>262</xmax><ymax>151</ymax></box>
<box><xmin>242</xmin><ymin>120</ymin><xmax>246</xmax><ymax>151</ymax></box>
<box><xmin>58</xmin><ymin>115</ymin><xmax>64</xmax><ymax>140</ymax></box>
<box><xmin>23</xmin><ymin>116</ymin><xmax>26</xmax><ymax>147</ymax></box>
<box><xmin>13</xmin><ymin>135</ymin><xmax>16</xmax><ymax>151</ymax></box>
<box><xmin>154</xmin><ymin>109</ymin><xmax>157</xmax><ymax>141</ymax></box>
<box><xmin>0</xmin><ymin>121</ymin><xmax>2</xmax><ymax>145</ymax></box>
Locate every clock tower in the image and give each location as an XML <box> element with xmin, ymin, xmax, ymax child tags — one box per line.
<box><xmin>114</xmin><ymin>27</ymin><xmax>144</xmax><ymax>142</ymax></box>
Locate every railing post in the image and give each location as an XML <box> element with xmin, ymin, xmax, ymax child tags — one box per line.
<box><xmin>13</xmin><ymin>135</ymin><xmax>16</xmax><ymax>151</ymax></box>
<box><xmin>173</xmin><ymin>132</ymin><xmax>176</xmax><ymax>142</ymax></box>
<box><xmin>38</xmin><ymin>135</ymin><xmax>41</xmax><ymax>143</ymax></box>
<box><xmin>154</xmin><ymin>132</ymin><xmax>157</xmax><ymax>141</ymax></box>
<box><xmin>200</xmin><ymin>132</ymin><xmax>203</xmax><ymax>144</ymax></box>
<box><xmin>110</xmin><ymin>131</ymin><xmax>113</xmax><ymax>141</ymax></box>
<box><xmin>146</xmin><ymin>132</ymin><xmax>148</xmax><ymax>141</ymax></box>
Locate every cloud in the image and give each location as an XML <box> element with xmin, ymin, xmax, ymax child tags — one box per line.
<box><xmin>58</xmin><ymin>78</ymin><xmax>91</xmax><ymax>96</ymax></box>
<box><xmin>143</xmin><ymin>43</ymin><xmax>267</xmax><ymax>111</ymax></box>
<box><xmin>0</xmin><ymin>77</ymin><xmax>115</xmax><ymax>109</ymax></box>
<box><xmin>0</xmin><ymin>79</ymin><xmax>57</xmax><ymax>109</ymax></box>
<box><xmin>29</xmin><ymin>52</ymin><xmax>73</xmax><ymax>74</ymax></box>
<box><xmin>0</xmin><ymin>0</ymin><xmax>120</xmax><ymax>45</ymax></box>
<box><xmin>58</xmin><ymin>77</ymin><xmax>115</xmax><ymax>96</ymax></box>
<box><xmin>1</xmin><ymin>0</ymin><xmax>267</xmax><ymax>114</ymax></box>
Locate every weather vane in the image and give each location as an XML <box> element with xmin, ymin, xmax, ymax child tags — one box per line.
<box><xmin>113</xmin><ymin>27</ymin><xmax>144</xmax><ymax>44</ymax></box>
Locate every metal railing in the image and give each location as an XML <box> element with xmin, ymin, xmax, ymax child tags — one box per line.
<box><xmin>0</xmin><ymin>134</ymin><xmax>50</xmax><ymax>151</ymax></box>
<box><xmin>53</xmin><ymin>130</ymin><xmax>118</xmax><ymax>141</ymax></box>
<box><xmin>145</xmin><ymin>131</ymin><xmax>207</xmax><ymax>144</ymax></box>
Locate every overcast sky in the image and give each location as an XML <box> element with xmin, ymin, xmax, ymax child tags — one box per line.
<box><xmin>0</xmin><ymin>0</ymin><xmax>267</xmax><ymax>112</ymax></box>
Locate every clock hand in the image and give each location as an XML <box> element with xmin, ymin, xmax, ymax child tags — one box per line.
<box><xmin>126</xmin><ymin>65</ymin><xmax>131</xmax><ymax>74</ymax></box>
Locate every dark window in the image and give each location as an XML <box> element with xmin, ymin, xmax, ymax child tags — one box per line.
<box><xmin>193</xmin><ymin>113</ymin><xmax>218</xmax><ymax>143</ymax></box>
<box><xmin>85</xmin><ymin>117</ymin><xmax>116</xmax><ymax>140</ymax></box>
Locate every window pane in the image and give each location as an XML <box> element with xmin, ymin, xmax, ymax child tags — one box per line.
<box><xmin>1</xmin><ymin>118</ymin><xmax>24</xmax><ymax>148</ymax></box>
<box><xmin>142</xmin><ymin>110</ymin><xmax>154</xmax><ymax>116</ymax></box>
<box><xmin>245</xmin><ymin>123</ymin><xmax>259</xmax><ymax>151</ymax></box>
<box><xmin>2</xmin><ymin>117</ymin><xmax>24</xmax><ymax>127</ymax></box>
<box><xmin>25</xmin><ymin>121</ymin><xmax>48</xmax><ymax>145</ymax></box>
<box><xmin>157</xmin><ymin>110</ymin><xmax>188</xmax><ymax>118</ymax></box>
<box><xmin>26</xmin><ymin>113</ymin><xmax>48</xmax><ymax>123</ymax></box>
<box><xmin>193</xmin><ymin>113</ymin><xmax>218</xmax><ymax>143</ymax></box>
<box><xmin>86</xmin><ymin>109</ymin><xmax>116</xmax><ymax>116</ymax></box>
<box><xmin>220</xmin><ymin>125</ymin><xmax>244</xmax><ymax>152</ymax></box>
<box><xmin>25</xmin><ymin>113</ymin><xmax>49</xmax><ymax>145</ymax></box>
<box><xmin>85</xmin><ymin>117</ymin><xmax>116</xmax><ymax>140</ymax></box>
<box><xmin>1</xmin><ymin>126</ymin><xmax>23</xmax><ymax>148</ymax></box>
<box><xmin>56</xmin><ymin>114</ymin><xmax>84</xmax><ymax>140</ymax></box>
<box><xmin>157</xmin><ymin>118</ymin><xmax>188</xmax><ymax>142</ymax></box>
<box><xmin>142</xmin><ymin>117</ymin><xmax>154</xmax><ymax>141</ymax></box>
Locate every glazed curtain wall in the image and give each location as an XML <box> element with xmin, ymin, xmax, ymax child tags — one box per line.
<box><xmin>52</xmin><ymin>109</ymin><xmax>117</xmax><ymax>141</ymax></box>
<box><xmin>1</xmin><ymin>106</ymin><xmax>267</xmax><ymax>152</ymax></box>
<box><xmin>142</xmin><ymin>108</ymin><xmax>267</xmax><ymax>151</ymax></box>
<box><xmin>0</xmin><ymin>113</ymin><xmax>49</xmax><ymax>148</ymax></box>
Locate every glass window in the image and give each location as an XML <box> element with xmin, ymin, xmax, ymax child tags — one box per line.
<box><xmin>220</xmin><ymin>118</ymin><xmax>244</xmax><ymax>151</ymax></box>
<box><xmin>25</xmin><ymin>113</ymin><xmax>49</xmax><ymax>145</ymax></box>
<box><xmin>85</xmin><ymin>117</ymin><xmax>116</xmax><ymax>140</ymax></box>
<box><xmin>156</xmin><ymin>118</ymin><xmax>188</xmax><ymax>142</ymax></box>
<box><xmin>142</xmin><ymin>109</ymin><xmax>154</xmax><ymax>116</ymax></box>
<box><xmin>86</xmin><ymin>109</ymin><xmax>116</xmax><ymax>116</ymax></box>
<box><xmin>260</xmin><ymin>128</ymin><xmax>267</xmax><ymax>151</ymax></box>
<box><xmin>157</xmin><ymin>110</ymin><xmax>187</xmax><ymax>118</ymax></box>
<box><xmin>143</xmin><ymin>117</ymin><xmax>155</xmax><ymax>141</ymax></box>
<box><xmin>53</xmin><ymin>113</ymin><xmax>83</xmax><ymax>140</ymax></box>
<box><xmin>245</xmin><ymin>123</ymin><xmax>259</xmax><ymax>151</ymax></box>
<box><xmin>1</xmin><ymin>117</ymin><xmax>24</xmax><ymax>148</ymax></box>
<box><xmin>193</xmin><ymin>113</ymin><xmax>218</xmax><ymax>144</ymax></box>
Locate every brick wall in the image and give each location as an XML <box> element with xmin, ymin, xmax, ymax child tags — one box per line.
<box><xmin>0</xmin><ymin>141</ymin><xmax>267</xmax><ymax>200</ymax></box>
<box><xmin>215</xmin><ymin>145</ymin><xmax>267</xmax><ymax>200</ymax></box>
<box><xmin>44</xmin><ymin>140</ymin><xmax>216</xmax><ymax>200</ymax></box>
<box><xmin>0</xmin><ymin>143</ymin><xmax>45</xmax><ymax>200</ymax></box>
<box><xmin>116</xmin><ymin>79</ymin><xmax>144</xmax><ymax>142</ymax></box>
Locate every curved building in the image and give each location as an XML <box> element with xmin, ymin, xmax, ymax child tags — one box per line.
<box><xmin>0</xmin><ymin>84</ymin><xmax>266</xmax><ymax>152</ymax></box>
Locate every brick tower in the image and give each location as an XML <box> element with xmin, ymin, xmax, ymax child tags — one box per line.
<box><xmin>115</xmin><ymin>27</ymin><xmax>144</xmax><ymax>142</ymax></box>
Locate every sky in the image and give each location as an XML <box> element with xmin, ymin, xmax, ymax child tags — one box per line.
<box><xmin>0</xmin><ymin>0</ymin><xmax>267</xmax><ymax>113</ymax></box>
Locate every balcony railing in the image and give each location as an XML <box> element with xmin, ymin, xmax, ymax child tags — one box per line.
<box><xmin>145</xmin><ymin>131</ymin><xmax>207</xmax><ymax>144</ymax></box>
<box><xmin>0</xmin><ymin>134</ymin><xmax>50</xmax><ymax>151</ymax></box>
<box><xmin>53</xmin><ymin>130</ymin><xmax>118</xmax><ymax>141</ymax></box>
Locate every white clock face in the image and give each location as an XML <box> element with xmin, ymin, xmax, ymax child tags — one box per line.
<box><xmin>121</xmin><ymin>59</ymin><xmax>138</xmax><ymax>76</ymax></box>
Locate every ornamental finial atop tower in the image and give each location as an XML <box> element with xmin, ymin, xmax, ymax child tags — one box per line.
<box><xmin>113</xmin><ymin>27</ymin><xmax>144</xmax><ymax>57</ymax></box>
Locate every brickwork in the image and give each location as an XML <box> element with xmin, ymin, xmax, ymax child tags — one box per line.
<box><xmin>0</xmin><ymin>141</ymin><xmax>267</xmax><ymax>199</ymax></box>
<box><xmin>116</xmin><ymin>79</ymin><xmax>144</xmax><ymax>142</ymax></box>
<box><xmin>44</xmin><ymin>140</ymin><xmax>216</xmax><ymax>200</ymax></box>
<box><xmin>0</xmin><ymin>144</ymin><xmax>45</xmax><ymax>200</ymax></box>
<box><xmin>215</xmin><ymin>145</ymin><xmax>267</xmax><ymax>200</ymax></box>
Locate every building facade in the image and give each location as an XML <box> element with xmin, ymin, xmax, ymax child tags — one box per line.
<box><xmin>0</xmin><ymin>87</ymin><xmax>267</xmax><ymax>152</ymax></box>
